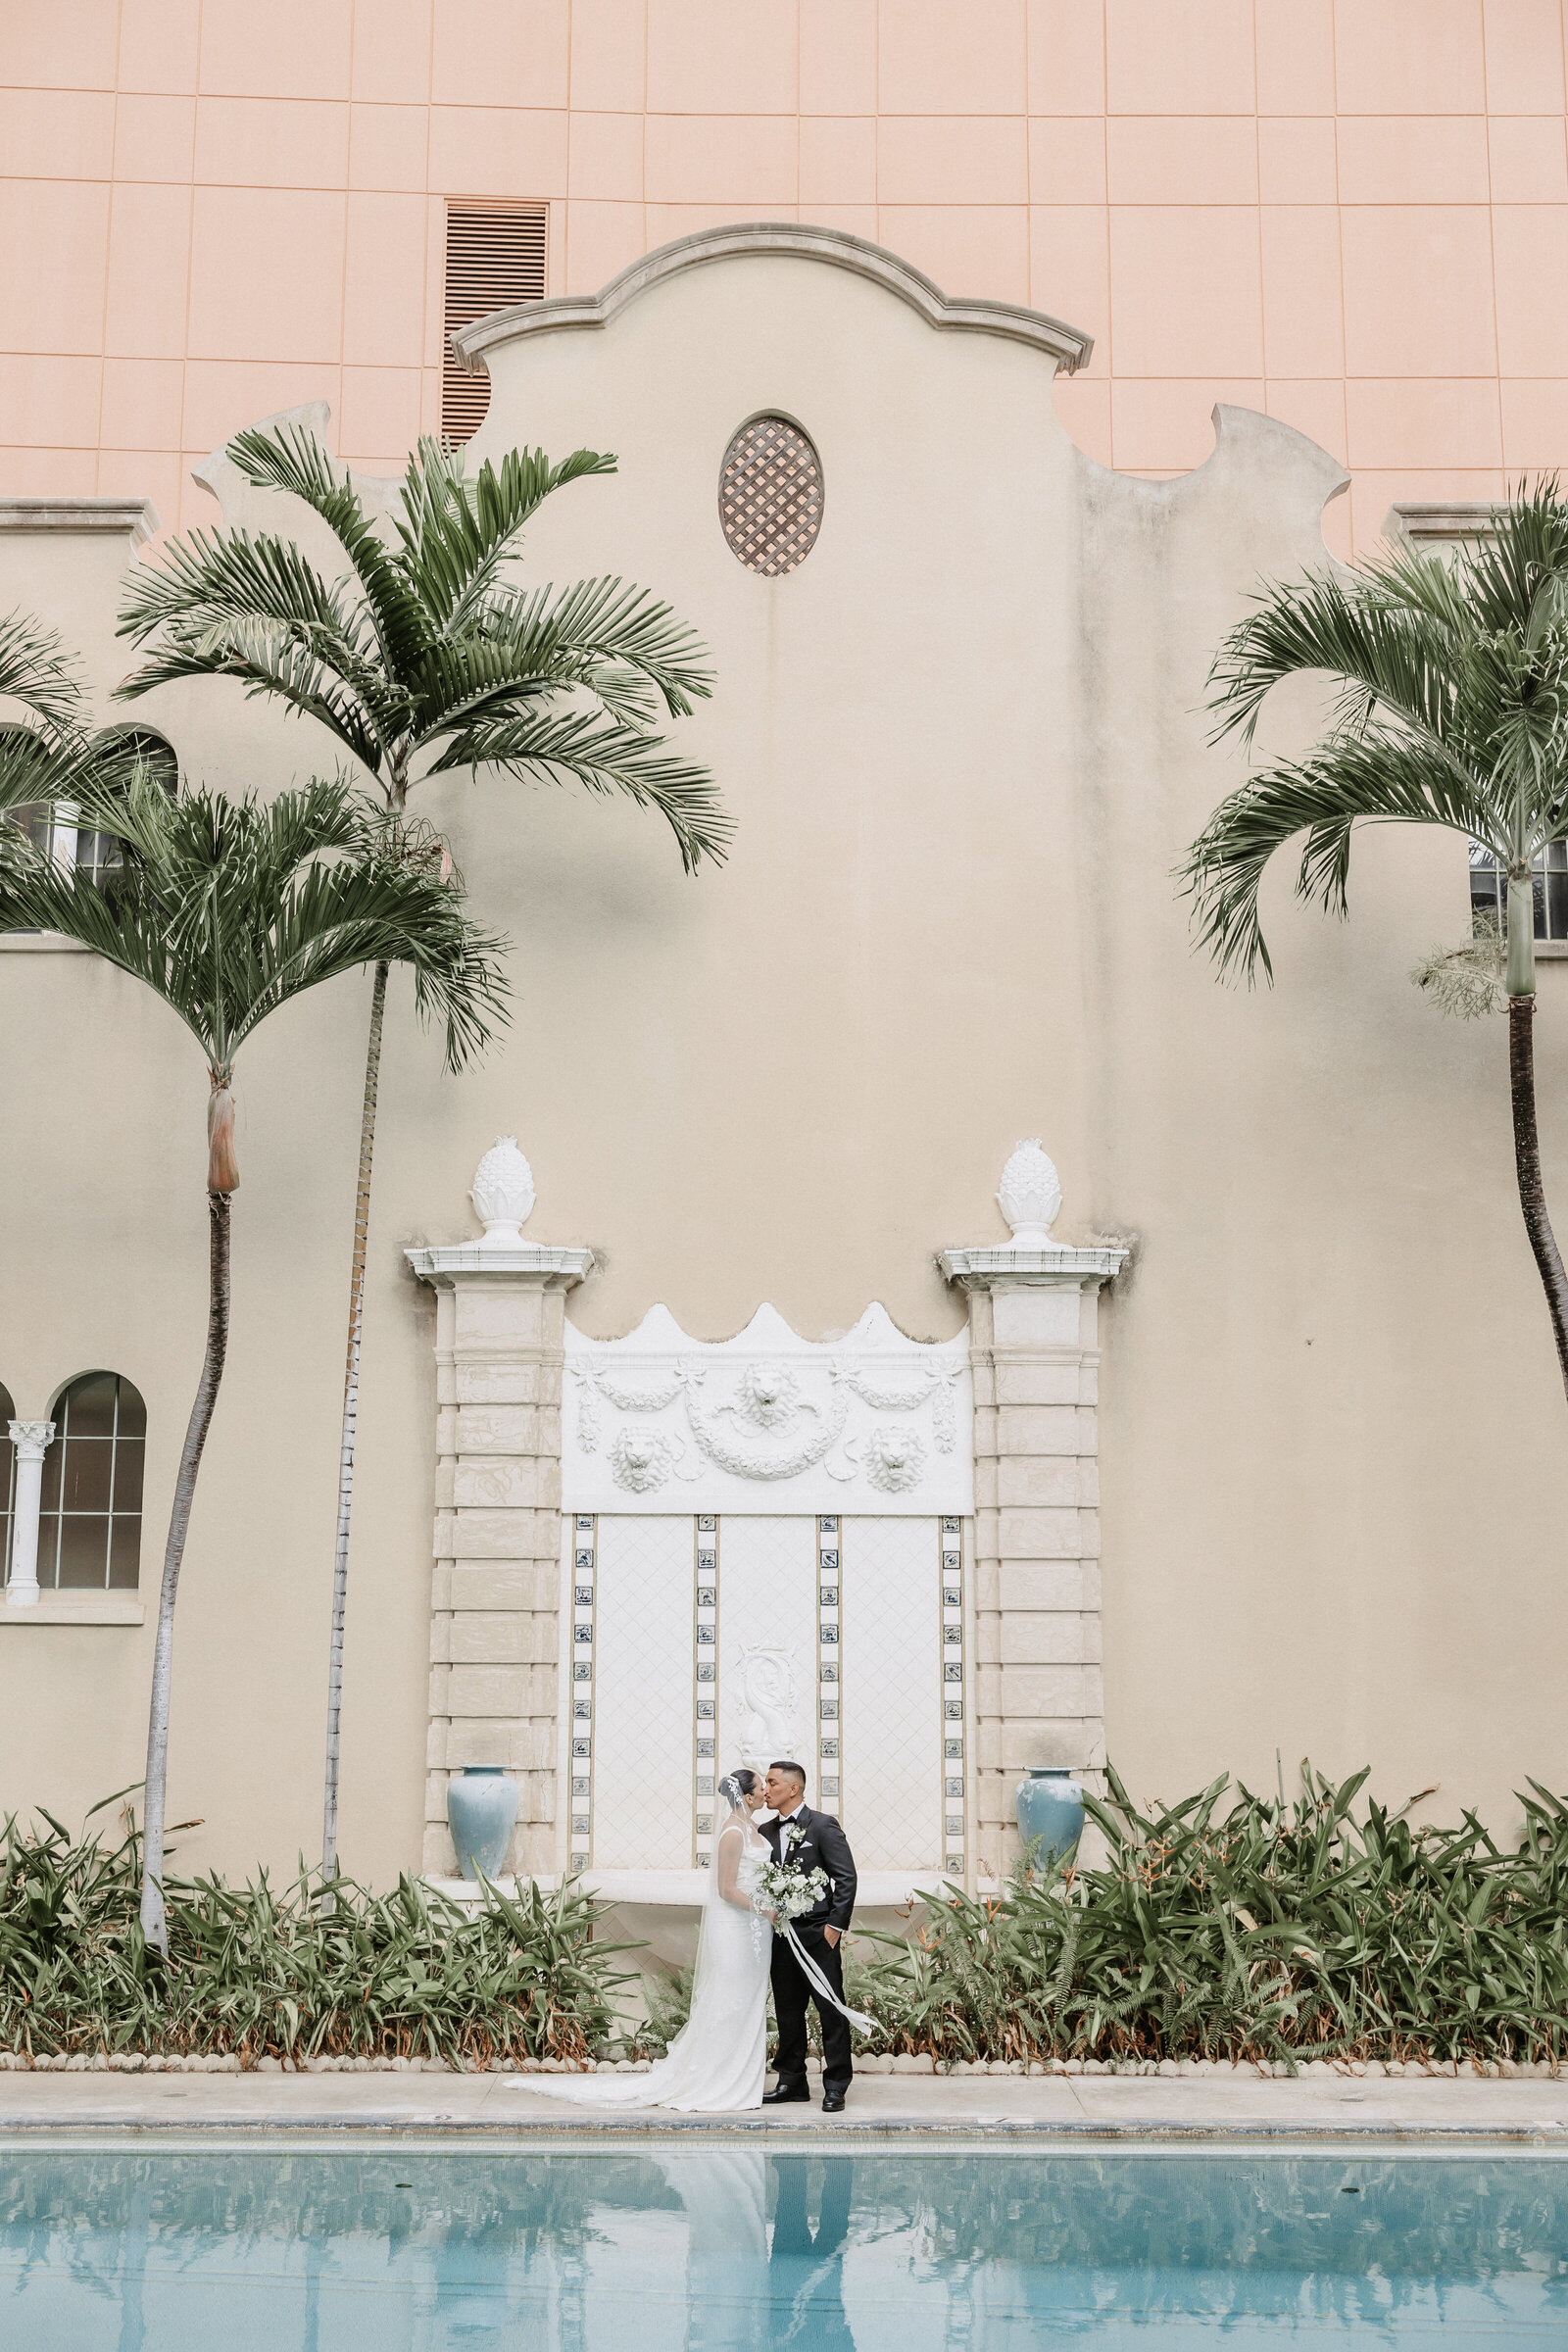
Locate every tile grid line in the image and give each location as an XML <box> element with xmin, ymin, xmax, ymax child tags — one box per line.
<box><xmin>693</xmin><ymin>1515</ymin><xmax>717</xmax><ymax>1867</ymax></box>
<box><xmin>569</xmin><ymin>1513</ymin><xmax>595</xmax><ymax>1871</ymax></box>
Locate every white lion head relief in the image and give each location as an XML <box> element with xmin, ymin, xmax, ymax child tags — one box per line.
<box><xmin>608</xmin><ymin>1426</ymin><xmax>677</xmax><ymax>1494</ymax></box>
<box><xmin>862</xmin><ymin>1423</ymin><xmax>926</xmax><ymax>1494</ymax></box>
<box><xmin>726</xmin><ymin>1360</ymin><xmax>809</xmax><ymax>1431</ymax></box>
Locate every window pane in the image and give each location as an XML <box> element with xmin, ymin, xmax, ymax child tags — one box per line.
<box><xmin>1547</xmin><ymin>853</ymin><xmax>1568</xmax><ymax>940</ymax></box>
<box><xmin>108</xmin><ymin>1516</ymin><xmax>140</xmax><ymax>1591</ymax></box>
<box><xmin>38</xmin><ymin>1442</ymin><xmax>62</xmax><ymax>1514</ymax></box>
<box><xmin>112</xmin><ymin>1437</ymin><xmax>144</xmax><ymax>1513</ymax></box>
<box><xmin>65</xmin><ymin>1374</ymin><xmax>118</xmax><ymax>1438</ymax></box>
<box><xmin>35</xmin><ymin>1514</ymin><xmax>62</xmax><ymax>1590</ymax></box>
<box><xmin>57</xmin><ymin>1514</ymin><xmax>109</xmax><ymax>1589</ymax></box>
<box><xmin>62</xmin><ymin>1438</ymin><xmax>113</xmax><ymax>1513</ymax></box>
<box><xmin>116</xmin><ymin>1381</ymin><xmax>146</xmax><ymax>1440</ymax></box>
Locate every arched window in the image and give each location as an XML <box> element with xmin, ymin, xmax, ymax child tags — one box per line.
<box><xmin>77</xmin><ymin>728</ymin><xmax>179</xmax><ymax>886</ymax></box>
<box><xmin>37</xmin><ymin>1373</ymin><xmax>145</xmax><ymax>1591</ymax></box>
<box><xmin>0</xmin><ymin>1386</ymin><xmax>14</xmax><ymax>1581</ymax></box>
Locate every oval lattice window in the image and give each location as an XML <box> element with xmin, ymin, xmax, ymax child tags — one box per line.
<box><xmin>718</xmin><ymin>416</ymin><xmax>824</xmax><ymax>577</ymax></box>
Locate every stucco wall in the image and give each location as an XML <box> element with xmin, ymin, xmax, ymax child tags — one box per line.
<box><xmin>1</xmin><ymin>239</ymin><xmax>1564</xmax><ymax>1889</ymax></box>
<box><xmin>3</xmin><ymin>0</ymin><xmax>1565</xmax><ymax>551</ymax></box>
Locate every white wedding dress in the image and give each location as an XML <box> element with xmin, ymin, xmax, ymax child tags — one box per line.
<box><xmin>522</xmin><ymin>1791</ymin><xmax>771</xmax><ymax>2114</ymax></box>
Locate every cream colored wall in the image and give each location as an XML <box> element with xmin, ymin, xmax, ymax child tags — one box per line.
<box><xmin>1</xmin><ymin>241</ymin><xmax>1565</xmax><ymax>1894</ymax></box>
<box><xmin>3</xmin><ymin>0</ymin><xmax>1566</xmax><ymax>553</ymax></box>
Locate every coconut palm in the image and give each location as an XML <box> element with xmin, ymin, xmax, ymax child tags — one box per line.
<box><xmin>0</xmin><ymin>763</ymin><xmax>510</xmax><ymax>1949</ymax></box>
<box><xmin>115</xmin><ymin>423</ymin><xmax>728</xmax><ymax>1874</ymax></box>
<box><xmin>1182</xmin><ymin>482</ymin><xmax>1568</xmax><ymax>1397</ymax></box>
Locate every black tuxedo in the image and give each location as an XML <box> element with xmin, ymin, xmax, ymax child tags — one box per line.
<box><xmin>762</xmin><ymin>1806</ymin><xmax>858</xmax><ymax>2095</ymax></box>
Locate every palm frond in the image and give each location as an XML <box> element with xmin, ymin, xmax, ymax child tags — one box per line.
<box><xmin>0</xmin><ymin>608</ymin><xmax>81</xmax><ymax>735</ymax></box>
<box><xmin>0</xmin><ymin>775</ymin><xmax>512</xmax><ymax>1076</ymax></box>
<box><xmin>224</xmin><ymin>423</ymin><xmax>433</xmax><ymax>679</ymax></box>
<box><xmin>1182</xmin><ymin>729</ymin><xmax>1495</xmax><ymax>983</ymax></box>
<box><xmin>425</xmin><ymin>706</ymin><xmax>731</xmax><ymax>871</ymax></box>
<box><xmin>474</xmin><ymin>577</ymin><xmax>714</xmax><ymax>716</ymax></box>
<box><xmin>1207</xmin><ymin>566</ymin><xmax>1465</xmax><ymax>752</ymax></box>
<box><xmin>394</xmin><ymin>438</ymin><xmax>616</xmax><ymax>635</ymax></box>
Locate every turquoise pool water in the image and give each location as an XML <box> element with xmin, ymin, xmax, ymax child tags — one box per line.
<box><xmin>1</xmin><ymin>2144</ymin><xmax>1563</xmax><ymax>2346</ymax></box>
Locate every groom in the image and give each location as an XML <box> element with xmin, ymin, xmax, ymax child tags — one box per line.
<box><xmin>760</xmin><ymin>1760</ymin><xmax>858</xmax><ymax>2113</ymax></box>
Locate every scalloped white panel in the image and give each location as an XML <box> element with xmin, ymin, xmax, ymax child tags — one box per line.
<box><xmin>564</xmin><ymin>1302</ymin><xmax>972</xmax><ymax>1516</ymax></box>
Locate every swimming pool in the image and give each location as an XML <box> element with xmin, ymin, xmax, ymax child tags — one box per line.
<box><xmin>2</xmin><ymin>2142</ymin><xmax>1563</xmax><ymax>2345</ymax></box>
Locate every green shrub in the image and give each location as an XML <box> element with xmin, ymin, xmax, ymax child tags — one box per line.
<box><xmin>856</xmin><ymin>1765</ymin><xmax>1568</xmax><ymax>2068</ymax></box>
<box><xmin>0</xmin><ymin>1801</ymin><xmax>640</xmax><ymax>2065</ymax></box>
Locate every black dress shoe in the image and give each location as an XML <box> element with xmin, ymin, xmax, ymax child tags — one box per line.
<box><xmin>761</xmin><ymin>2082</ymin><xmax>809</xmax><ymax>2105</ymax></box>
<box><xmin>820</xmin><ymin>2089</ymin><xmax>847</xmax><ymax>2113</ymax></box>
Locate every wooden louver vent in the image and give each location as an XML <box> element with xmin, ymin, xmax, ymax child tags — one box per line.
<box><xmin>718</xmin><ymin>416</ymin><xmax>825</xmax><ymax>577</ymax></box>
<box><xmin>441</xmin><ymin>202</ymin><xmax>547</xmax><ymax>445</ymax></box>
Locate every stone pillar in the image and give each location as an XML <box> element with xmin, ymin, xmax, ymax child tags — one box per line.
<box><xmin>407</xmin><ymin>1137</ymin><xmax>591</xmax><ymax>1879</ymax></box>
<box><xmin>941</xmin><ymin>1140</ymin><xmax>1126</xmax><ymax>1880</ymax></box>
<box><xmin>5</xmin><ymin>1421</ymin><xmax>55</xmax><ymax>1606</ymax></box>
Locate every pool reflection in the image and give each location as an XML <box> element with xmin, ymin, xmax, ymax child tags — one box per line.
<box><xmin>0</xmin><ymin>2146</ymin><xmax>1564</xmax><ymax>2347</ymax></box>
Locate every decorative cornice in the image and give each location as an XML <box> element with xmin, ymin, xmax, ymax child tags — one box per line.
<box><xmin>0</xmin><ymin>497</ymin><xmax>159</xmax><ymax>545</ymax></box>
<box><xmin>406</xmin><ymin>1243</ymin><xmax>594</xmax><ymax>1288</ymax></box>
<box><xmin>939</xmin><ymin>1245</ymin><xmax>1129</xmax><ymax>1290</ymax></box>
<box><xmin>1390</xmin><ymin>501</ymin><xmax>1502</xmax><ymax>548</ymax></box>
<box><xmin>452</xmin><ymin>221</ymin><xmax>1094</xmax><ymax>375</ymax></box>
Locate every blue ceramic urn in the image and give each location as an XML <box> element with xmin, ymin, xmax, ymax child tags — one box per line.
<box><xmin>447</xmin><ymin>1765</ymin><xmax>519</xmax><ymax>1882</ymax></box>
<box><xmin>1015</xmin><ymin>1768</ymin><xmax>1084</xmax><ymax>1872</ymax></box>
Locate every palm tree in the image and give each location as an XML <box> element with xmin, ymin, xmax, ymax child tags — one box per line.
<box><xmin>1182</xmin><ymin>482</ymin><xmax>1568</xmax><ymax>1397</ymax></box>
<box><xmin>115</xmin><ymin>423</ymin><xmax>729</xmax><ymax>1875</ymax></box>
<box><xmin>0</xmin><ymin>763</ymin><xmax>510</xmax><ymax>1949</ymax></box>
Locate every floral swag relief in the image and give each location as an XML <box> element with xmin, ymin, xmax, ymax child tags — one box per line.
<box><xmin>573</xmin><ymin>1350</ymin><xmax>956</xmax><ymax>1494</ymax></box>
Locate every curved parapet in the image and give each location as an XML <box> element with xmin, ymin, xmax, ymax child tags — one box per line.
<box><xmin>452</xmin><ymin>220</ymin><xmax>1094</xmax><ymax>376</ymax></box>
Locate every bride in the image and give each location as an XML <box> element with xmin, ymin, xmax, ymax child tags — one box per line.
<box><xmin>521</xmin><ymin>1768</ymin><xmax>774</xmax><ymax>2113</ymax></box>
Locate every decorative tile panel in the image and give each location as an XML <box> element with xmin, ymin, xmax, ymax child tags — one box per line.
<box><xmin>567</xmin><ymin>1514</ymin><xmax>595</xmax><ymax>1875</ymax></box>
<box><xmin>693</xmin><ymin>1515</ymin><xmax>718</xmax><ymax>1868</ymax></box>
<box><xmin>713</xmin><ymin>1516</ymin><xmax>817</xmax><ymax>1791</ymax></box>
<box><xmin>588</xmin><ymin>1516</ymin><xmax>694</xmax><ymax>1869</ymax></box>
<box><xmin>838</xmin><ymin>1517</ymin><xmax>946</xmax><ymax>1871</ymax></box>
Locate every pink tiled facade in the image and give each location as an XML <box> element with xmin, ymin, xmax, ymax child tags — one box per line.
<box><xmin>4</xmin><ymin>0</ymin><xmax>1566</xmax><ymax>551</ymax></box>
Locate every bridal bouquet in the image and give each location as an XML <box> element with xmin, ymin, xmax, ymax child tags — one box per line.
<box><xmin>753</xmin><ymin>1856</ymin><xmax>828</xmax><ymax>1923</ymax></box>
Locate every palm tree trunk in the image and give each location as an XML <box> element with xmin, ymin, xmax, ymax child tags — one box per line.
<box><xmin>319</xmin><ymin>959</ymin><xmax>388</xmax><ymax>1880</ymax></box>
<box><xmin>1508</xmin><ymin>993</ymin><xmax>1568</xmax><ymax>1400</ymax></box>
<box><xmin>140</xmin><ymin>1192</ymin><xmax>231</xmax><ymax>1953</ymax></box>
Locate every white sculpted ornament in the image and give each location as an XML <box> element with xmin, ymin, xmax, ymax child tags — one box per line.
<box><xmin>469</xmin><ymin>1136</ymin><xmax>536</xmax><ymax>1247</ymax></box>
<box><xmin>862</xmin><ymin>1423</ymin><xmax>926</xmax><ymax>1494</ymax></box>
<box><xmin>734</xmin><ymin>1644</ymin><xmax>801</xmax><ymax>1771</ymax></box>
<box><xmin>608</xmin><ymin>1426</ymin><xmax>678</xmax><ymax>1494</ymax></box>
<box><xmin>997</xmin><ymin>1138</ymin><xmax>1062</xmax><ymax>1247</ymax></box>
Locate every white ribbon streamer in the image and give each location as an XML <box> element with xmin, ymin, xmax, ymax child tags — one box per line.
<box><xmin>778</xmin><ymin>1918</ymin><xmax>876</xmax><ymax>2035</ymax></box>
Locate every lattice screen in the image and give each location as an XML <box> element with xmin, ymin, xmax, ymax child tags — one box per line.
<box><xmin>718</xmin><ymin>416</ymin><xmax>825</xmax><ymax>576</ymax></box>
<box><xmin>441</xmin><ymin>202</ymin><xmax>547</xmax><ymax>445</ymax></box>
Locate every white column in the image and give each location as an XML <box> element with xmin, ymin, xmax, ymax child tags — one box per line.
<box><xmin>6</xmin><ymin>1420</ymin><xmax>56</xmax><ymax>1606</ymax></box>
<box><xmin>407</xmin><ymin>1137</ymin><xmax>592</xmax><ymax>1879</ymax></box>
<box><xmin>941</xmin><ymin>1141</ymin><xmax>1127</xmax><ymax>1879</ymax></box>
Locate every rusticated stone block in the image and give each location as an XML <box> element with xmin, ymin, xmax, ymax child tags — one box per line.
<box><xmin>998</xmin><ymin>1559</ymin><xmax>1099</xmax><ymax>1612</ymax></box>
<box><xmin>447</xmin><ymin>1663</ymin><xmax>531</xmax><ymax>1716</ymax></box>
<box><xmin>996</xmin><ymin>1455</ymin><xmax>1082</xmax><ymax>1509</ymax></box>
<box><xmin>448</xmin><ymin>1612</ymin><xmax>532</xmax><ymax>1665</ymax></box>
<box><xmin>449</xmin><ymin>1506</ymin><xmax>560</xmax><ymax>1560</ymax></box>
<box><xmin>997</xmin><ymin>1505</ymin><xmax>1096</xmax><ymax>1559</ymax></box>
<box><xmin>449</xmin><ymin>1561</ymin><xmax>555</xmax><ymax>1613</ymax></box>
<box><xmin>453</xmin><ymin>1361</ymin><xmax>559</xmax><ymax>1406</ymax></box>
<box><xmin>454</xmin><ymin>1454</ymin><xmax>556</xmax><ymax>1510</ymax></box>
<box><xmin>995</xmin><ymin>1404</ymin><xmax>1089</xmax><ymax>1457</ymax></box>
<box><xmin>454</xmin><ymin>1404</ymin><xmax>558</xmax><ymax>1456</ymax></box>
<box><xmin>999</xmin><ymin>1613</ymin><xmax>1096</xmax><ymax>1666</ymax></box>
<box><xmin>998</xmin><ymin>1661</ymin><xmax>1100</xmax><ymax>1716</ymax></box>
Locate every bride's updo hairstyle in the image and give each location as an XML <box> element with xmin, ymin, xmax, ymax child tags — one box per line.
<box><xmin>718</xmin><ymin>1768</ymin><xmax>760</xmax><ymax>1808</ymax></box>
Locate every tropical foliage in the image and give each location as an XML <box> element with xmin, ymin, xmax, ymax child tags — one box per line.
<box><xmin>9</xmin><ymin>1769</ymin><xmax>1566</xmax><ymax>2069</ymax></box>
<box><xmin>855</xmin><ymin>1765</ymin><xmax>1568</xmax><ymax>2069</ymax></box>
<box><xmin>0</xmin><ymin>758</ymin><xmax>510</xmax><ymax>1953</ymax></box>
<box><xmin>0</xmin><ymin>1800</ymin><xmax>634</xmax><ymax>2066</ymax></box>
<box><xmin>115</xmin><ymin>425</ymin><xmax>729</xmax><ymax>1874</ymax></box>
<box><xmin>1182</xmin><ymin>485</ymin><xmax>1568</xmax><ymax>1394</ymax></box>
